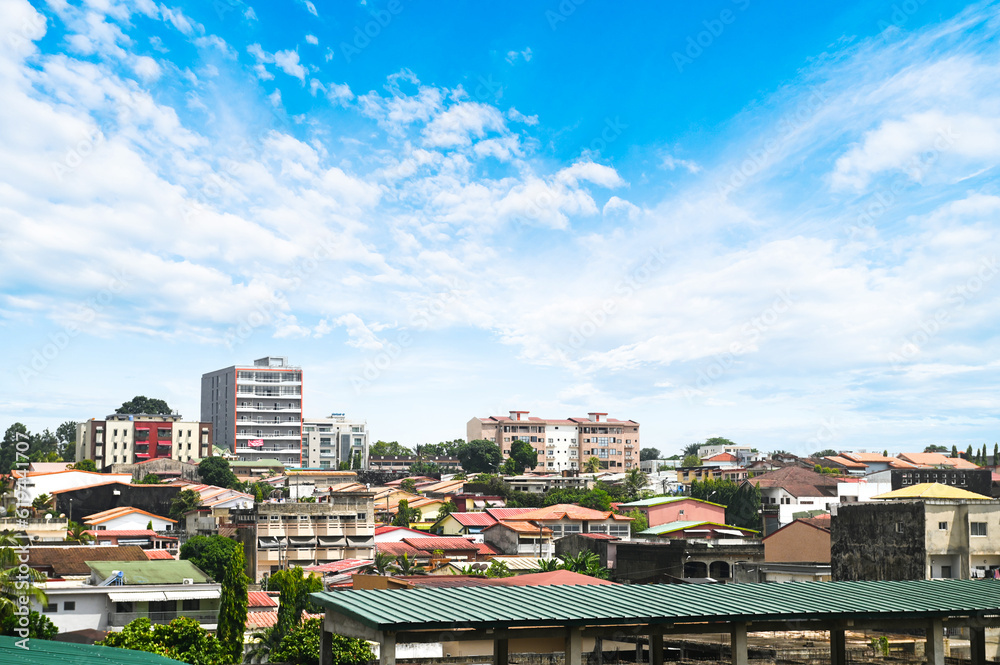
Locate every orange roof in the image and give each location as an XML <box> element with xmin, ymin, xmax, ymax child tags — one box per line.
<box><xmin>503</xmin><ymin>504</ymin><xmax>631</xmax><ymax>522</ymax></box>
<box><xmin>245</xmin><ymin>611</ymin><xmax>323</xmax><ymax>630</ymax></box>
<box><xmin>144</xmin><ymin>549</ymin><xmax>175</xmax><ymax>560</ymax></box>
<box><xmin>496</xmin><ymin>569</ymin><xmax>616</xmax><ymax>587</ymax></box>
<box><xmin>84</xmin><ymin>506</ymin><xmax>176</xmax><ymax>524</ymax></box>
<box><xmin>486</xmin><ymin>521</ymin><xmax>553</xmax><ymax>535</ymax></box>
<box><xmin>842</xmin><ymin>452</ymin><xmax>893</xmax><ymax>463</ymax></box>
<box><xmin>897</xmin><ymin>452</ymin><xmax>980</xmax><ymax>468</ymax></box>
<box><xmin>824</xmin><ymin>456</ymin><xmax>867</xmax><ymax>469</ymax></box>
<box><xmin>247</xmin><ymin>591</ymin><xmax>278</xmax><ymax>608</ymax></box>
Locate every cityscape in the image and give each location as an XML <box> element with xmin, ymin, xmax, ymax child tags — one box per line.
<box><xmin>3</xmin><ymin>1</ymin><xmax>1000</xmax><ymax>665</ymax></box>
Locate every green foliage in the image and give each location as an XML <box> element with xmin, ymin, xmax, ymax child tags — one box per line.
<box><xmin>31</xmin><ymin>493</ymin><xmax>52</xmax><ymax>513</ymax></box>
<box><xmin>198</xmin><ymin>457</ymin><xmax>239</xmax><ymax>489</ymax></box>
<box><xmin>966</xmin><ymin>444</ymin><xmax>974</xmax><ymax>461</ymax></box>
<box><xmin>170</xmin><ymin>488</ymin><xmax>203</xmax><ymax>521</ymax></box>
<box><xmin>951</xmin><ymin>444</ymin><xmax>959</xmax><ymax>458</ymax></box>
<box><xmin>869</xmin><ymin>635</ymin><xmax>890</xmax><ymax>657</ymax></box>
<box><xmin>370</xmin><ymin>440</ymin><xmax>413</xmax><ymax>457</ymax></box>
<box><xmin>72</xmin><ymin>458</ymin><xmax>98</xmax><ymax>472</ymax></box>
<box><xmin>689</xmin><ymin>478</ymin><xmax>740</xmax><ymax>506</ymax></box>
<box><xmin>99</xmin><ymin>617</ymin><xmax>229</xmax><ymax>665</ymax></box>
<box><xmin>217</xmin><ymin>545</ymin><xmax>249</xmax><ymax>663</ymax></box>
<box><xmin>365</xmin><ymin>551</ymin><xmax>396</xmax><ymax>576</ymax></box>
<box><xmin>179</xmin><ymin>535</ymin><xmax>241</xmax><ymax>582</ymax></box>
<box><xmin>726</xmin><ymin>482</ymin><xmax>762</xmax><ymax>531</ymax></box>
<box><xmin>534</xmin><ymin>558</ymin><xmax>562</xmax><ymax>572</ymax></box>
<box><xmin>0</xmin><ymin>424</ymin><xmax>27</xmax><ymax>474</ymax></box>
<box><xmin>56</xmin><ymin>421</ymin><xmax>77</xmax><ymax>460</ymax></box>
<box><xmin>579</xmin><ymin>487</ymin><xmax>612</xmax><ymax>511</ymax></box>
<box><xmin>813</xmin><ymin>449</ymin><xmax>838</xmax><ymax>458</ymax></box>
<box><xmin>139</xmin><ymin>473</ymin><xmax>162</xmax><ymax>484</ymax></box>
<box><xmin>268</xmin><ymin>566</ymin><xmax>323</xmax><ymax>619</ymax></box>
<box><xmin>499</xmin><ymin>457</ymin><xmax>517</xmax><ymax>475</ymax></box>
<box><xmin>639</xmin><ymin>447</ymin><xmax>661</xmax><ymax>461</ymax></box>
<box><xmin>116</xmin><ymin>396</ymin><xmax>172</xmax><ymax>415</ymax></box>
<box><xmin>508</xmin><ymin>439</ymin><xmax>539</xmax><ymax>474</ymax></box>
<box><xmin>703</xmin><ymin>437</ymin><xmax>736</xmax><ymax>448</ymax></box>
<box><xmin>621</xmin><ymin>507</ymin><xmax>648</xmax><ymax>533</ymax></box>
<box><xmin>65</xmin><ymin>521</ymin><xmax>94</xmax><ymax>544</ymax></box>
<box><xmin>272</xmin><ymin>618</ymin><xmax>375</xmax><ymax>665</ymax></box>
<box><xmin>921</xmin><ymin>444</ymin><xmax>947</xmax><ymax>453</ymax></box>
<box><xmin>622</xmin><ymin>468</ymin><xmax>649</xmax><ymax>500</ymax></box>
<box><xmin>393</xmin><ymin>552</ymin><xmax>425</xmax><ymax>575</ymax></box>
<box><xmin>409</xmin><ymin>459</ymin><xmax>440</xmax><ymax>475</ymax></box>
<box><xmin>392</xmin><ymin>499</ymin><xmax>421</xmax><ymax>526</ymax></box>
<box><xmin>399</xmin><ymin>478</ymin><xmax>417</xmax><ymax>494</ymax></box>
<box><xmin>558</xmin><ymin>551</ymin><xmax>610</xmax><ymax>579</ymax></box>
<box><xmin>484</xmin><ymin>560</ymin><xmax>514</xmax><ymax>578</ymax></box>
<box><xmin>436</xmin><ymin>500</ymin><xmax>456</xmax><ymax>522</ymax></box>
<box><xmin>415</xmin><ymin>440</ymin><xmax>464</xmax><ymax>458</ymax></box>
<box><xmin>0</xmin><ymin>610</ymin><xmax>56</xmax><ymax>639</ymax></box>
<box><xmin>682</xmin><ymin>454</ymin><xmax>701</xmax><ymax>467</ymax></box>
<box><xmin>455</xmin><ymin>439</ymin><xmax>502</xmax><ymax>474</ymax></box>
<box><xmin>583</xmin><ymin>456</ymin><xmax>601</xmax><ymax>473</ymax></box>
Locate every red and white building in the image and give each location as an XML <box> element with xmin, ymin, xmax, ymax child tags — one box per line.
<box><xmin>467</xmin><ymin>410</ymin><xmax>640</xmax><ymax>472</ymax></box>
<box><xmin>76</xmin><ymin>413</ymin><xmax>213</xmax><ymax>469</ymax></box>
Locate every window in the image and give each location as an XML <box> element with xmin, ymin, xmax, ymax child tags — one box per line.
<box><xmin>182</xmin><ymin>599</ymin><xmax>200</xmax><ymax>611</ymax></box>
<box><xmin>64</xmin><ymin>601</ymin><xmax>75</xmax><ymax>611</ymax></box>
<box><xmin>895</xmin><ymin>522</ymin><xmax>905</xmax><ymax>533</ymax></box>
<box><xmin>45</xmin><ymin>603</ymin><xmax>57</xmax><ymax>613</ymax></box>
<box><xmin>938</xmin><ymin>521</ymin><xmax>948</xmax><ymax>530</ymax></box>
<box><xmin>971</xmin><ymin>522</ymin><xmax>988</xmax><ymax>536</ymax></box>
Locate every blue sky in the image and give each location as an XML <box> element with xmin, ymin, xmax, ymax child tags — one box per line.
<box><xmin>2</xmin><ymin>0</ymin><xmax>1000</xmax><ymax>457</ymax></box>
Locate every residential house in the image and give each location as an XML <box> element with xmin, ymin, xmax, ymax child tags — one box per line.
<box><xmin>743</xmin><ymin>466</ymin><xmax>842</xmax><ymax>534</ymax></box>
<box><xmin>832</xmin><ymin>482</ymin><xmax>1000</xmax><ymax>580</ymax></box>
<box><xmin>85</xmin><ymin>529</ymin><xmax>179</xmax><ymax>552</ymax></box>
<box><xmin>500</xmin><ymin>504</ymin><xmax>632</xmax><ymax>540</ymax></box>
<box><xmin>52</xmin><ymin>481</ymin><xmax>183</xmax><ymax>524</ymax></box>
<box><xmin>638</xmin><ymin>521</ymin><xmax>758</xmax><ymax>540</ymax></box>
<box><xmin>482</xmin><ymin>521</ymin><xmax>554</xmax><ymax>557</ymax></box>
<box><xmin>763</xmin><ymin>516</ymin><xmax>831</xmax><ymax>564</ymax></box>
<box><xmin>12</xmin><ymin>469</ymin><xmax>133</xmax><ymax>505</ymax></box>
<box><xmin>374</xmin><ymin>525</ymin><xmax>434</xmax><ymax>542</ymax></box>
<box><xmin>26</xmin><ymin>545</ymin><xmax>150</xmax><ymax>580</ymax></box>
<box><xmin>432</xmin><ymin>511</ymin><xmax>497</xmax><ymax>536</ymax></box>
<box><xmin>617</xmin><ymin>496</ymin><xmax>725</xmax><ymax>527</ymax></box>
<box><xmin>34</xmin><ymin>560</ymin><xmax>221</xmax><ymax>634</ymax></box>
<box><xmin>83</xmin><ymin>506</ymin><xmax>177</xmax><ymax>532</ymax></box>
<box><xmin>613</xmin><ymin>539</ymin><xmax>763</xmax><ymax>582</ymax></box>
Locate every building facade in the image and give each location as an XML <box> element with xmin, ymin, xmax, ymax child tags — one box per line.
<box><xmin>302</xmin><ymin>414</ymin><xmax>369</xmax><ymax>469</ymax></box>
<box><xmin>201</xmin><ymin>356</ymin><xmax>303</xmax><ymax>468</ymax></box>
<box><xmin>467</xmin><ymin>410</ymin><xmax>640</xmax><ymax>471</ymax></box>
<box><xmin>76</xmin><ymin>414</ymin><xmax>213</xmax><ymax>469</ymax></box>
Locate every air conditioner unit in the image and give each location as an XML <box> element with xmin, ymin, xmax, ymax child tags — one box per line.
<box><xmin>182</xmin><ymin>578</ymin><xmax>194</xmax><ymax>585</ymax></box>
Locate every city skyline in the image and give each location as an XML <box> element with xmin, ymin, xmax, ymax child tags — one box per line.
<box><xmin>3</xmin><ymin>1</ymin><xmax>1000</xmax><ymax>455</ymax></box>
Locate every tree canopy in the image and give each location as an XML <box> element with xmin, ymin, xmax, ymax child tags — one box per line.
<box><xmin>639</xmin><ymin>447</ymin><xmax>661</xmax><ymax>461</ymax></box>
<box><xmin>99</xmin><ymin>617</ymin><xmax>228</xmax><ymax>665</ymax></box>
<box><xmin>508</xmin><ymin>439</ymin><xmax>538</xmax><ymax>474</ymax></box>
<box><xmin>179</xmin><ymin>535</ymin><xmax>241</xmax><ymax>582</ymax></box>
<box><xmin>455</xmin><ymin>439</ymin><xmax>502</xmax><ymax>474</ymax></box>
<box><xmin>216</xmin><ymin>544</ymin><xmax>248</xmax><ymax>662</ymax></box>
<box><xmin>271</xmin><ymin>618</ymin><xmax>374</xmax><ymax>665</ymax></box>
<box><xmin>116</xmin><ymin>395</ymin><xmax>172</xmax><ymax>415</ymax></box>
<box><xmin>197</xmin><ymin>456</ymin><xmax>238</xmax><ymax>488</ymax></box>
<box><xmin>370</xmin><ymin>440</ymin><xmax>413</xmax><ymax>457</ymax></box>
<box><xmin>169</xmin><ymin>488</ymin><xmax>203</xmax><ymax>521</ymax></box>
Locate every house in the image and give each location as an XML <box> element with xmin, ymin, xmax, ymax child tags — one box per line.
<box><xmin>617</xmin><ymin>496</ymin><xmax>725</xmax><ymax>527</ymax></box>
<box><xmin>431</xmin><ymin>511</ymin><xmax>497</xmax><ymax>536</ymax></box>
<box><xmin>52</xmin><ymin>481</ymin><xmax>183</xmax><ymax>523</ymax></box>
<box><xmin>832</xmin><ymin>482</ymin><xmax>1000</xmax><ymax>580</ymax></box>
<box><xmin>613</xmin><ymin>539</ymin><xmax>764</xmax><ymax>582</ymax></box>
<box><xmin>483</xmin><ymin>521</ymin><xmax>554</xmax><ymax>557</ymax></box>
<box><xmin>374</xmin><ymin>525</ymin><xmax>434</xmax><ymax>542</ymax></box>
<box><xmin>385</xmin><ymin>536</ymin><xmax>486</xmax><ymax>562</ymax></box>
<box><xmin>34</xmin><ymin>560</ymin><xmax>221</xmax><ymax>634</ymax></box>
<box><xmin>743</xmin><ymin>466</ymin><xmax>841</xmax><ymax>534</ymax></box>
<box><xmin>247</xmin><ymin>590</ymin><xmax>278</xmax><ymax>612</ymax></box>
<box><xmin>762</xmin><ymin>516</ymin><xmax>831</xmax><ymax>564</ymax></box>
<box><xmin>12</xmin><ymin>469</ymin><xmax>133</xmax><ymax>505</ymax></box>
<box><xmin>897</xmin><ymin>452</ymin><xmax>980</xmax><ymax>469</ymax></box>
<box><xmin>0</xmin><ymin>515</ymin><xmax>68</xmax><ymax>541</ymax></box>
<box><xmin>83</xmin><ymin>506</ymin><xmax>177</xmax><ymax>532</ymax></box>
<box><xmin>85</xmin><ymin>529</ymin><xmax>179</xmax><ymax>552</ymax></box>
<box><xmin>822</xmin><ymin>455</ymin><xmax>869</xmax><ymax>475</ymax></box>
<box><xmin>638</xmin><ymin>521</ymin><xmax>758</xmax><ymax>541</ymax></box>
<box><xmin>26</xmin><ymin>545</ymin><xmax>150</xmax><ymax>580</ymax></box>
<box><xmin>500</xmin><ymin>504</ymin><xmax>632</xmax><ymax>540</ymax></box>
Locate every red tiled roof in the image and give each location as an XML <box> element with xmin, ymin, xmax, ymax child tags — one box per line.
<box><xmin>401</xmin><ymin>537</ymin><xmax>480</xmax><ymax>551</ymax></box>
<box><xmin>302</xmin><ymin>559</ymin><xmax>373</xmax><ymax>574</ymax></box>
<box><xmin>26</xmin><ymin>545</ymin><xmax>149</xmax><ymax>576</ymax></box>
<box><xmin>486</xmin><ymin>521</ymin><xmax>553</xmax><ymax>535</ymax></box>
<box><xmin>503</xmin><ymin>504</ymin><xmax>630</xmax><ymax>522</ymax></box>
<box><xmin>495</xmin><ymin>569</ymin><xmax>617</xmax><ymax>587</ymax></box>
<box><xmin>447</xmin><ymin>512</ymin><xmax>498</xmax><ymax>527</ymax></box>
<box><xmin>704</xmin><ymin>453</ymin><xmax>737</xmax><ymax>462</ymax></box>
<box><xmin>485</xmin><ymin>507</ymin><xmax>536</xmax><ymax>520</ymax></box>
<box><xmin>476</xmin><ymin>542</ymin><xmax>500</xmax><ymax>556</ymax></box>
<box><xmin>824</xmin><ymin>456</ymin><xmax>867</xmax><ymax>469</ymax></box>
<box><xmin>578</xmin><ymin>533</ymin><xmax>618</xmax><ymax>540</ymax></box>
<box><xmin>144</xmin><ymin>550</ymin><xmax>175</xmax><ymax>560</ymax></box>
<box><xmin>245</xmin><ymin>611</ymin><xmax>322</xmax><ymax>630</ymax></box>
<box><xmin>247</xmin><ymin>591</ymin><xmax>278</xmax><ymax>609</ymax></box>
<box><xmin>376</xmin><ymin>542</ymin><xmax>426</xmax><ymax>557</ymax></box>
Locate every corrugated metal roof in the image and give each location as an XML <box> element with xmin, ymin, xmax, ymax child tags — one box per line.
<box><xmin>0</xmin><ymin>635</ymin><xmax>186</xmax><ymax>665</ymax></box>
<box><xmin>310</xmin><ymin>579</ymin><xmax>1000</xmax><ymax>631</ymax></box>
<box><xmin>873</xmin><ymin>482</ymin><xmax>994</xmax><ymax>500</ymax></box>
<box><xmin>640</xmin><ymin>520</ymin><xmax>758</xmax><ymax>536</ymax></box>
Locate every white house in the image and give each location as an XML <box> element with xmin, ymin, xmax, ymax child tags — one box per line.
<box><xmin>83</xmin><ymin>506</ymin><xmax>177</xmax><ymax>531</ymax></box>
<box><xmin>13</xmin><ymin>470</ymin><xmax>132</xmax><ymax>504</ymax></box>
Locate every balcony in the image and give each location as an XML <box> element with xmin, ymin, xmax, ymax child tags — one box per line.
<box><xmin>109</xmin><ymin>610</ymin><xmax>219</xmax><ymax>626</ymax></box>
<box><xmin>235</xmin><ymin>432</ymin><xmax>300</xmax><ymax>439</ymax></box>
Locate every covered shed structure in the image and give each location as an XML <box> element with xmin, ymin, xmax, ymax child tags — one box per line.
<box><xmin>311</xmin><ymin>579</ymin><xmax>1000</xmax><ymax>665</ymax></box>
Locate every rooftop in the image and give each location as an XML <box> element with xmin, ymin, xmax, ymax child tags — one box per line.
<box><xmin>618</xmin><ymin>496</ymin><xmax>724</xmax><ymax>509</ymax></box>
<box><xmin>502</xmin><ymin>504</ymin><xmax>631</xmax><ymax>522</ymax></box>
<box><xmin>873</xmin><ymin>482</ymin><xmax>994</xmax><ymax>500</ymax></box>
<box><xmin>0</xmin><ymin>635</ymin><xmax>186</xmax><ymax>665</ymax></box>
<box><xmin>27</xmin><ymin>545</ymin><xmax>149</xmax><ymax>577</ymax></box>
<box><xmin>88</xmin><ymin>560</ymin><xmax>213</xmax><ymax>585</ymax></box>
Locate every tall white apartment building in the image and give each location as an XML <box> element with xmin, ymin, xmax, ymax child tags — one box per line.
<box><xmin>467</xmin><ymin>410</ymin><xmax>640</xmax><ymax>472</ymax></box>
<box><xmin>302</xmin><ymin>414</ymin><xmax>369</xmax><ymax>469</ymax></box>
<box><xmin>201</xmin><ymin>356</ymin><xmax>303</xmax><ymax>468</ymax></box>
<box><xmin>76</xmin><ymin>413</ymin><xmax>213</xmax><ymax>469</ymax></box>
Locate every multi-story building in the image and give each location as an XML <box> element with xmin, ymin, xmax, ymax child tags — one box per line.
<box><xmin>301</xmin><ymin>413</ymin><xmax>369</xmax><ymax>469</ymax></box>
<box><xmin>76</xmin><ymin>414</ymin><xmax>213</xmax><ymax>469</ymax></box>
<box><xmin>201</xmin><ymin>356</ymin><xmax>303</xmax><ymax>468</ymax></box>
<box><xmin>219</xmin><ymin>493</ymin><xmax>375</xmax><ymax>580</ymax></box>
<box><xmin>467</xmin><ymin>410</ymin><xmax>640</xmax><ymax>471</ymax></box>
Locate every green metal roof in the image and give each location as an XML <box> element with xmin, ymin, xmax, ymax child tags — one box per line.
<box><xmin>618</xmin><ymin>496</ymin><xmax>725</xmax><ymax>508</ymax></box>
<box><xmin>87</xmin><ymin>560</ymin><xmax>213</xmax><ymax>584</ymax></box>
<box><xmin>0</xmin><ymin>636</ymin><xmax>185</xmax><ymax>665</ymax></box>
<box><xmin>310</xmin><ymin>579</ymin><xmax>1000</xmax><ymax>632</ymax></box>
<box><xmin>639</xmin><ymin>520</ymin><xmax>759</xmax><ymax>535</ymax></box>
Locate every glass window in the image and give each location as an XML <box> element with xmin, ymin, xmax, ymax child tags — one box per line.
<box><xmin>971</xmin><ymin>522</ymin><xmax>988</xmax><ymax>536</ymax></box>
<box><xmin>64</xmin><ymin>601</ymin><xmax>75</xmax><ymax>611</ymax></box>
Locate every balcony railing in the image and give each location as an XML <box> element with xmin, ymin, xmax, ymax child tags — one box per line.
<box><xmin>109</xmin><ymin>610</ymin><xmax>219</xmax><ymax>626</ymax></box>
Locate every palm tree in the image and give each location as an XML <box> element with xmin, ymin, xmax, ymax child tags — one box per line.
<box><xmin>65</xmin><ymin>521</ymin><xmax>94</xmax><ymax>544</ymax></box>
<box><xmin>244</xmin><ymin>626</ymin><xmax>282</xmax><ymax>663</ymax></box>
<box><xmin>365</xmin><ymin>551</ymin><xmax>396</xmax><ymax>576</ymax></box>
<box><xmin>32</xmin><ymin>493</ymin><xmax>52</xmax><ymax>515</ymax></box>
<box><xmin>436</xmin><ymin>500</ymin><xmax>456</xmax><ymax>522</ymax></box>
<box><xmin>535</xmin><ymin>558</ymin><xmax>563</xmax><ymax>572</ymax></box>
<box><xmin>392</xmin><ymin>553</ymin><xmax>425</xmax><ymax>575</ymax></box>
<box><xmin>558</xmin><ymin>551</ymin><xmax>609</xmax><ymax>579</ymax></box>
<box><xmin>624</xmin><ymin>468</ymin><xmax>649</xmax><ymax>499</ymax></box>
<box><xmin>0</xmin><ymin>541</ymin><xmax>47</xmax><ymax>619</ymax></box>
<box><xmin>584</xmin><ymin>456</ymin><xmax>601</xmax><ymax>473</ymax></box>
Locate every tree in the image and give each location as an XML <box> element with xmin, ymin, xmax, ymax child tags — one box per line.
<box><xmin>726</xmin><ymin>482</ymin><xmax>762</xmax><ymax>531</ymax></box>
<box><xmin>392</xmin><ymin>499</ymin><xmax>420</xmax><ymax>526</ymax></box>
<box><xmin>399</xmin><ymin>478</ymin><xmax>417</xmax><ymax>494</ymax></box>
<box><xmin>170</xmin><ymin>489</ymin><xmax>202</xmax><ymax>521</ymax></box>
<box><xmin>436</xmin><ymin>500</ymin><xmax>456</xmax><ymax>522</ymax></box>
<box><xmin>923</xmin><ymin>444</ymin><xmax>949</xmax><ymax>453</ymax></box>
<box><xmin>392</xmin><ymin>552</ymin><xmax>425</xmax><ymax>575</ymax></box>
<box><xmin>65</xmin><ymin>521</ymin><xmax>94</xmax><ymax>544</ymax></box>
<box><xmin>579</xmin><ymin>487</ymin><xmax>612</xmax><ymax>511</ymax></box>
<box><xmin>623</xmin><ymin>468</ymin><xmax>649</xmax><ymax>500</ymax></box>
<box><xmin>271</xmin><ymin>618</ymin><xmax>374</xmax><ymax>665</ymax></box>
<box><xmin>508</xmin><ymin>439</ymin><xmax>538</xmax><ymax>474</ymax></box>
<box><xmin>951</xmin><ymin>445</ymin><xmax>960</xmax><ymax>458</ymax></box>
<box><xmin>409</xmin><ymin>459</ymin><xmax>440</xmax><ymax>475</ymax></box>
<box><xmin>29</xmin><ymin>429</ymin><xmax>59</xmax><ymax>463</ymax></box>
<box><xmin>0</xmin><ymin>424</ymin><xmax>28</xmax><ymax>475</ymax></box>
<box><xmin>621</xmin><ymin>507</ymin><xmax>648</xmax><ymax>533</ymax></box>
<box><xmin>681</xmin><ymin>442</ymin><xmax>702</xmax><ymax>458</ymax></box>
<box><xmin>499</xmin><ymin>457</ymin><xmax>517</xmax><ymax>475</ymax></box>
<box><xmin>198</xmin><ymin>457</ymin><xmax>239</xmax><ymax>489</ymax></box>
<box><xmin>99</xmin><ymin>616</ymin><xmax>229</xmax><ymax>665</ymax></box>
<box><xmin>267</xmin><ymin>566</ymin><xmax>323</xmax><ymax>621</ymax></box>
<box><xmin>682</xmin><ymin>454</ymin><xmax>701</xmax><ymax>467</ymax></box>
<box><xmin>116</xmin><ymin>396</ymin><xmax>172</xmax><ymax>415</ymax></box>
<box><xmin>454</xmin><ymin>439</ymin><xmax>502</xmax><ymax>474</ymax></box>
<box><xmin>369</xmin><ymin>440</ymin><xmax>413</xmax><ymax>457</ymax></box>
<box><xmin>966</xmin><ymin>444</ymin><xmax>974</xmax><ymax>461</ymax></box>
<box><xmin>31</xmin><ymin>493</ymin><xmax>52</xmax><ymax>514</ymax></box>
<box><xmin>813</xmin><ymin>449</ymin><xmax>838</xmax><ymax>458</ymax></box>
<box><xmin>55</xmin><ymin>420</ymin><xmax>78</xmax><ymax>460</ymax></box>
<box><xmin>558</xmin><ymin>551</ymin><xmax>609</xmax><ymax>579</ymax></box>
<box><xmin>0</xmin><ymin>609</ymin><xmax>56</xmax><ymax>639</ymax></box>
<box><xmin>994</xmin><ymin>443</ymin><xmax>998</xmax><ymax>466</ymax></box>
<box><xmin>364</xmin><ymin>551</ymin><xmax>396</xmax><ymax>576</ymax></box>
<box><xmin>139</xmin><ymin>473</ymin><xmax>162</xmax><ymax>484</ymax></box>
<box><xmin>179</xmin><ymin>535</ymin><xmax>241</xmax><ymax>582</ymax></box>
<box><xmin>72</xmin><ymin>459</ymin><xmax>98</xmax><ymax>472</ymax></box>
<box><xmin>484</xmin><ymin>560</ymin><xmax>515</xmax><ymax>578</ymax></box>
<box><xmin>639</xmin><ymin>447</ymin><xmax>661</xmax><ymax>461</ymax></box>
<box><xmin>217</xmin><ymin>545</ymin><xmax>248</xmax><ymax>663</ymax></box>
<box><xmin>703</xmin><ymin>437</ymin><xmax>736</xmax><ymax>448</ymax></box>
<box><xmin>0</xmin><ymin>539</ymin><xmax>47</xmax><ymax>620</ymax></box>
<box><xmin>583</xmin><ymin>456</ymin><xmax>601</xmax><ymax>473</ymax></box>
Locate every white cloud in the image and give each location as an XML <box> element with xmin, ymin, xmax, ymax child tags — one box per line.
<box><xmin>603</xmin><ymin>196</ymin><xmax>640</xmax><ymax>219</ymax></box>
<box><xmin>301</xmin><ymin>0</ymin><xmax>318</xmax><ymax>16</ymax></box>
<box><xmin>130</xmin><ymin>55</ymin><xmax>160</xmax><ymax>81</ymax></box>
<box><xmin>556</xmin><ymin>161</ymin><xmax>626</xmax><ymax>188</ymax></box>
<box><xmin>305</xmin><ymin>34</ymin><xmax>318</xmax><ymax>45</ymax></box>
<box><xmin>273</xmin><ymin>49</ymin><xmax>306</xmax><ymax>82</ymax></box>
<box><xmin>334</xmin><ymin>313</ymin><xmax>387</xmax><ymax>350</ymax></box>
<box><xmin>244</xmin><ymin>7</ymin><xmax>258</xmax><ymax>21</ymax></box>
<box><xmin>505</xmin><ymin>47</ymin><xmax>532</xmax><ymax>64</ymax></box>
<box><xmin>507</xmin><ymin>107</ymin><xmax>538</xmax><ymax>126</ymax></box>
<box><xmin>422</xmin><ymin>102</ymin><xmax>507</xmax><ymax>148</ymax></box>
<box><xmin>660</xmin><ymin>152</ymin><xmax>701</xmax><ymax>174</ymax></box>
<box><xmin>326</xmin><ymin>82</ymin><xmax>353</xmax><ymax>105</ymax></box>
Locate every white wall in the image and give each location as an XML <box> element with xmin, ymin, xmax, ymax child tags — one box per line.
<box><xmin>93</xmin><ymin>513</ymin><xmax>175</xmax><ymax>531</ymax></box>
<box><xmin>33</xmin><ymin>590</ymin><xmax>109</xmax><ymax>633</ymax></box>
<box><xmin>21</xmin><ymin>472</ymin><xmax>133</xmax><ymax>503</ymax></box>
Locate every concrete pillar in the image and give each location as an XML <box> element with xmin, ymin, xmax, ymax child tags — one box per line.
<box><xmin>319</xmin><ymin>629</ymin><xmax>333</xmax><ymax>665</ymax></box>
<box><xmin>650</xmin><ymin>633</ymin><xmax>663</xmax><ymax>665</ymax></box>
<box><xmin>829</xmin><ymin>628</ymin><xmax>846</xmax><ymax>665</ymax></box>
<box><xmin>970</xmin><ymin>626</ymin><xmax>986</xmax><ymax>665</ymax></box>
<box><xmin>925</xmin><ymin>619</ymin><xmax>944</xmax><ymax>665</ymax></box>
<box><xmin>380</xmin><ymin>632</ymin><xmax>396</xmax><ymax>665</ymax></box>
<box><xmin>565</xmin><ymin>627</ymin><xmax>583</xmax><ymax>665</ymax></box>
<box><xmin>493</xmin><ymin>638</ymin><xmax>509</xmax><ymax>665</ymax></box>
<box><xmin>635</xmin><ymin>640</ymin><xmax>643</xmax><ymax>664</ymax></box>
<box><xmin>730</xmin><ymin>623</ymin><xmax>748</xmax><ymax>665</ymax></box>
<box><xmin>594</xmin><ymin>636</ymin><xmax>603</xmax><ymax>665</ymax></box>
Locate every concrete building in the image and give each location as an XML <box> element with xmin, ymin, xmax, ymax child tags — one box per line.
<box><xmin>762</xmin><ymin>516</ymin><xmax>831</xmax><ymax>564</ymax></box>
<box><xmin>618</xmin><ymin>496</ymin><xmax>725</xmax><ymax>527</ymax></box>
<box><xmin>201</xmin><ymin>356</ymin><xmax>303</xmax><ymax>467</ymax></box>
<box><xmin>76</xmin><ymin>413</ymin><xmax>213</xmax><ymax>469</ymax></box>
<box><xmin>696</xmin><ymin>442</ymin><xmax>757</xmax><ymax>463</ymax></box>
<box><xmin>301</xmin><ymin>414</ymin><xmax>369</xmax><ymax>469</ymax></box>
<box><xmin>468</xmin><ymin>410</ymin><xmax>640</xmax><ymax>472</ymax></box>
<box><xmin>832</xmin><ymin>483</ymin><xmax>1000</xmax><ymax>581</ymax></box>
